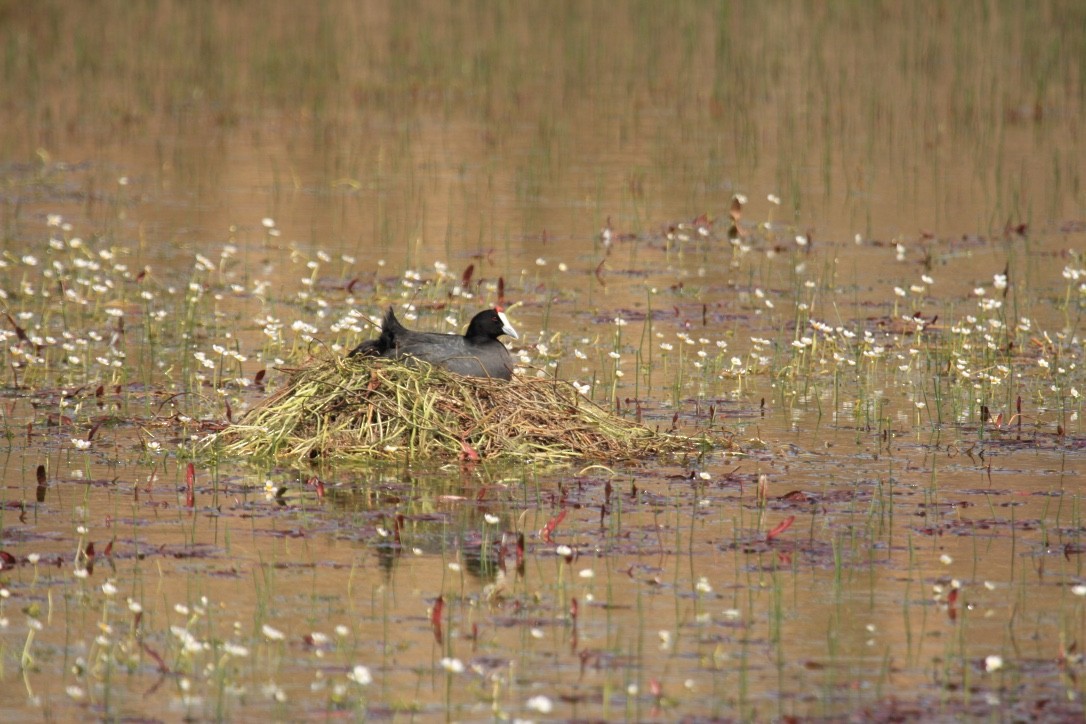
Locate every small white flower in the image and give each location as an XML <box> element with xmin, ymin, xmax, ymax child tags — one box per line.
<box><xmin>939</xmin><ymin>554</ymin><xmax>953</xmax><ymax>565</ymax></box>
<box><xmin>348</xmin><ymin>664</ymin><xmax>372</xmax><ymax>685</ymax></box>
<box><xmin>261</xmin><ymin>682</ymin><xmax>287</xmax><ymax>702</ymax></box>
<box><xmin>440</xmin><ymin>657</ymin><xmax>464</xmax><ymax>673</ymax></box>
<box><xmin>984</xmin><ymin>655</ymin><xmax>1004</xmax><ymax>672</ymax></box>
<box><xmin>261</xmin><ymin>624</ymin><xmax>285</xmax><ymax>641</ymax></box>
<box><xmin>526</xmin><ymin>695</ymin><xmax>553</xmax><ymax>713</ymax></box>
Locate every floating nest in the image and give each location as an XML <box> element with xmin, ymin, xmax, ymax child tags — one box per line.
<box><xmin>217</xmin><ymin>354</ymin><xmax>706</xmax><ymax>464</ymax></box>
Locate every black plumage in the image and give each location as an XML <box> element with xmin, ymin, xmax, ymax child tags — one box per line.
<box><xmin>349</xmin><ymin>307</ymin><xmax>519</xmax><ymax>380</ymax></box>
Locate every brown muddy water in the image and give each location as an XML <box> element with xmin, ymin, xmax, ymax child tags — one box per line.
<box><xmin>1</xmin><ymin>1</ymin><xmax>1085</xmax><ymax>721</ymax></box>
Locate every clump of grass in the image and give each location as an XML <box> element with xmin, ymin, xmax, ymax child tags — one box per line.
<box><xmin>217</xmin><ymin>354</ymin><xmax>711</xmax><ymax>463</ymax></box>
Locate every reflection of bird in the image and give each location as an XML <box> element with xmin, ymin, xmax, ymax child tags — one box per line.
<box><xmin>349</xmin><ymin>308</ymin><xmax>519</xmax><ymax>380</ymax></box>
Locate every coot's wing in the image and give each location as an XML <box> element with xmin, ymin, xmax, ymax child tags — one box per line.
<box><xmin>394</xmin><ymin>334</ymin><xmax>514</xmax><ymax>380</ymax></box>
<box><xmin>348</xmin><ymin>307</ymin><xmax>404</xmax><ymax>358</ymax></box>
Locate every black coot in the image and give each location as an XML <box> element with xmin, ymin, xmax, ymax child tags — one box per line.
<box><xmin>349</xmin><ymin>307</ymin><xmax>519</xmax><ymax>380</ymax></box>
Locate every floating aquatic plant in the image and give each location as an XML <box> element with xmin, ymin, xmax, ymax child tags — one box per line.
<box><xmin>217</xmin><ymin>354</ymin><xmax>716</xmax><ymax>463</ymax></box>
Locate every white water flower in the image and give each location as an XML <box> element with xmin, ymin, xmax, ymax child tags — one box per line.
<box><xmin>527</xmin><ymin>695</ymin><xmax>554</xmax><ymax>713</ymax></box>
<box><xmin>348</xmin><ymin>664</ymin><xmax>372</xmax><ymax>685</ymax></box>
<box><xmin>223</xmin><ymin>642</ymin><xmax>250</xmax><ymax>657</ymax></box>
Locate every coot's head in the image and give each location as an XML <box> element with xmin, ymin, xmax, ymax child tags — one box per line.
<box><xmin>467</xmin><ymin>308</ymin><xmax>519</xmax><ymax>341</ymax></box>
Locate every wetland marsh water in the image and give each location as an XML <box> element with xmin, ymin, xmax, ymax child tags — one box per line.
<box><xmin>1</xmin><ymin>1</ymin><xmax>1085</xmax><ymax>720</ymax></box>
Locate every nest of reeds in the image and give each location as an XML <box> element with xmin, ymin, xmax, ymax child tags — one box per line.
<box><xmin>217</xmin><ymin>354</ymin><xmax>703</xmax><ymax>463</ymax></box>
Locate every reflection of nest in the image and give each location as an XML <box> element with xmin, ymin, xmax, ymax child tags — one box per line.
<box><xmin>217</xmin><ymin>355</ymin><xmax>707</xmax><ymax>463</ymax></box>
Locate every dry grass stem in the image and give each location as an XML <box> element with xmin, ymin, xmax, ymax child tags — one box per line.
<box><xmin>217</xmin><ymin>354</ymin><xmax>714</xmax><ymax>463</ymax></box>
